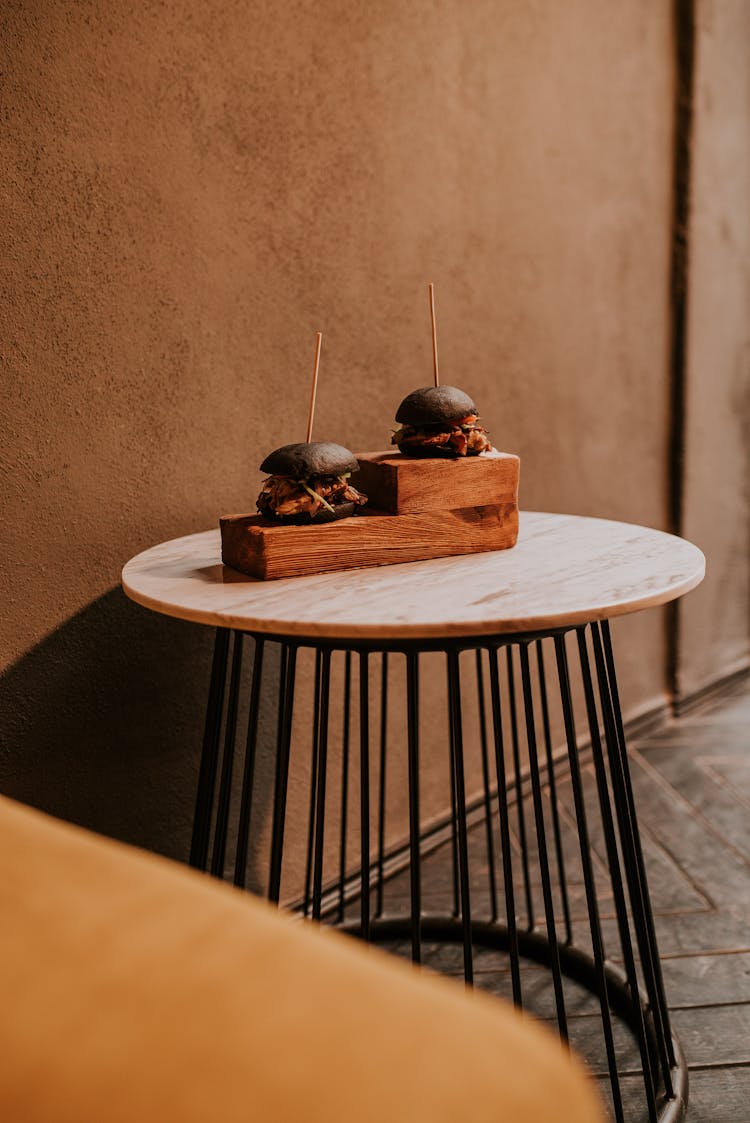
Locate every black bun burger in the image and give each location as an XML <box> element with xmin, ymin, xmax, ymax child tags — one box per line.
<box><xmin>256</xmin><ymin>441</ymin><xmax>368</xmax><ymax>523</ymax></box>
<box><xmin>391</xmin><ymin>386</ymin><xmax>493</xmax><ymax>458</ymax></box>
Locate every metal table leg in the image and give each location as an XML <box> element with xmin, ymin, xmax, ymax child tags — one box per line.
<box><xmin>191</xmin><ymin>623</ymin><xmax>688</xmax><ymax>1123</ymax></box>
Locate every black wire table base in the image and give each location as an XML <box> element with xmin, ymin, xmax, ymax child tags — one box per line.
<box><xmin>188</xmin><ymin>620</ymin><xmax>688</xmax><ymax>1123</ymax></box>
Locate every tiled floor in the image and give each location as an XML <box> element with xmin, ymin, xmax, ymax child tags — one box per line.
<box><xmin>373</xmin><ymin>678</ymin><xmax>750</xmax><ymax>1122</ymax></box>
<box><xmin>625</xmin><ymin>682</ymin><xmax>750</xmax><ymax>1122</ymax></box>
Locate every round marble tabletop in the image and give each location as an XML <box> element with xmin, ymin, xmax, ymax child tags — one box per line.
<box><xmin>121</xmin><ymin>512</ymin><xmax>705</xmax><ymax>642</ymax></box>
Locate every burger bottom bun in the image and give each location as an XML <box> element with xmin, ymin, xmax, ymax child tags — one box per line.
<box><xmin>396</xmin><ymin>443</ymin><xmax>472</xmax><ymax>459</ymax></box>
<box><xmin>265</xmin><ymin>500</ymin><xmax>358</xmax><ymax>526</ymax></box>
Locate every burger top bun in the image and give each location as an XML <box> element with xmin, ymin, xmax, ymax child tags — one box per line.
<box><xmin>395</xmin><ymin>386</ymin><xmax>478</xmax><ymax>425</ymax></box>
<box><xmin>260</xmin><ymin>441</ymin><xmax>359</xmax><ymax>478</ymax></box>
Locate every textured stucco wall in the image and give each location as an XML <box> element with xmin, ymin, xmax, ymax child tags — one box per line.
<box><xmin>2</xmin><ymin>1</ymin><xmax>680</xmax><ymax>865</ymax></box>
<box><xmin>678</xmin><ymin>0</ymin><xmax>750</xmax><ymax>698</ymax></box>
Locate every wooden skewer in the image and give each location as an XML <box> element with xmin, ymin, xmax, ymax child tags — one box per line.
<box><xmin>428</xmin><ymin>282</ymin><xmax>439</xmax><ymax>387</ymax></box>
<box><xmin>306</xmin><ymin>331</ymin><xmax>323</xmax><ymax>443</ymax></box>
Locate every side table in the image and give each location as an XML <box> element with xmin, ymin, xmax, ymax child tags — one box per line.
<box><xmin>122</xmin><ymin>511</ymin><xmax>704</xmax><ymax>1123</ymax></box>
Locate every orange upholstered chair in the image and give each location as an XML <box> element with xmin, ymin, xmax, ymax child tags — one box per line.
<box><xmin>0</xmin><ymin>795</ymin><xmax>603</xmax><ymax>1123</ymax></box>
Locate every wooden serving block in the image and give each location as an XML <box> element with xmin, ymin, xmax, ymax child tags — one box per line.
<box><xmin>220</xmin><ymin>504</ymin><xmax>518</xmax><ymax>580</ymax></box>
<box><xmin>352</xmin><ymin>449</ymin><xmax>520</xmax><ymax>514</ymax></box>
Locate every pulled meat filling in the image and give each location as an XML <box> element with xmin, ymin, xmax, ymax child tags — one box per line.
<box><xmin>257</xmin><ymin>474</ymin><xmax>367</xmax><ymax>519</ymax></box>
<box><xmin>392</xmin><ymin>414</ymin><xmax>493</xmax><ymax>457</ymax></box>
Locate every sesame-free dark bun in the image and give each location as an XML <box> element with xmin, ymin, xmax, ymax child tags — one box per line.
<box><xmin>273</xmin><ymin>500</ymin><xmax>358</xmax><ymax>526</ymax></box>
<box><xmin>260</xmin><ymin>441</ymin><xmax>359</xmax><ymax>478</ymax></box>
<box><xmin>395</xmin><ymin>386</ymin><xmax>478</xmax><ymax>426</ymax></box>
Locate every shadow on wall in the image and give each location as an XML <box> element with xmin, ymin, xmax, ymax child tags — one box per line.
<box><xmin>0</xmin><ymin>591</ymin><xmax>319</xmax><ymax>893</ymax></box>
<box><xmin>0</xmin><ymin>589</ymin><xmax>220</xmax><ymax>862</ymax></box>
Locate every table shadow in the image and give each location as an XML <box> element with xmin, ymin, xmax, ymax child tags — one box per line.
<box><xmin>191</xmin><ymin>563</ymin><xmax>258</xmax><ymax>584</ymax></box>
<box><xmin>0</xmin><ymin>587</ymin><xmax>276</xmax><ymax>888</ymax></box>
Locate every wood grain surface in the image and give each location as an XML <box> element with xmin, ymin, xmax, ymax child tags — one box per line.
<box><xmin>121</xmin><ymin>512</ymin><xmax>705</xmax><ymax>640</ymax></box>
<box><xmin>353</xmin><ymin>450</ymin><xmax>519</xmax><ymax>514</ymax></box>
<box><xmin>220</xmin><ymin>504</ymin><xmax>518</xmax><ymax>580</ymax></box>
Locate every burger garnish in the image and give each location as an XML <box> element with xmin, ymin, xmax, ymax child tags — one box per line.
<box><xmin>256</xmin><ymin>441</ymin><xmax>367</xmax><ymax>523</ymax></box>
<box><xmin>391</xmin><ymin>386</ymin><xmax>493</xmax><ymax>458</ymax></box>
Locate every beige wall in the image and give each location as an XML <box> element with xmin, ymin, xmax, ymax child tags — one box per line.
<box><xmin>1</xmin><ymin>2</ymin><xmax>746</xmax><ymax>867</ymax></box>
<box><xmin>679</xmin><ymin>0</ymin><xmax>750</xmax><ymax>699</ymax></box>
